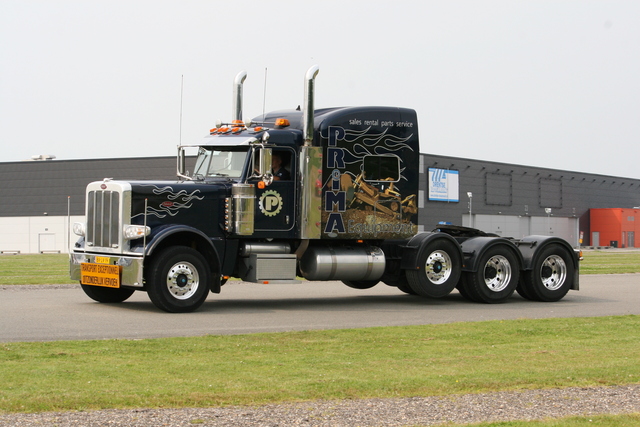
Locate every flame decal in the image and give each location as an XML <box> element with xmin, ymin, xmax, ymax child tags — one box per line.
<box><xmin>132</xmin><ymin>185</ymin><xmax>205</xmax><ymax>219</ymax></box>
<box><xmin>321</xmin><ymin>126</ymin><xmax>415</xmax><ymax>186</ymax></box>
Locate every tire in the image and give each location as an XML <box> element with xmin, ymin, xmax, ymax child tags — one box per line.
<box><xmin>81</xmin><ymin>284</ymin><xmax>135</xmax><ymax>303</ymax></box>
<box><xmin>455</xmin><ymin>281</ymin><xmax>473</xmax><ymax>301</ymax></box>
<box><xmin>520</xmin><ymin>245</ymin><xmax>573</xmax><ymax>302</ymax></box>
<box><xmin>406</xmin><ymin>239</ymin><xmax>461</xmax><ymax>298</ymax></box>
<box><xmin>383</xmin><ymin>276</ymin><xmax>417</xmax><ymax>295</ymax></box>
<box><xmin>459</xmin><ymin>246</ymin><xmax>519</xmax><ymax>303</ymax></box>
<box><xmin>516</xmin><ymin>277</ymin><xmax>536</xmax><ymax>301</ymax></box>
<box><xmin>146</xmin><ymin>246</ymin><xmax>211</xmax><ymax>313</ymax></box>
<box><xmin>342</xmin><ymin>280</ymin><xmax>379</xmax><ymax>289</ymax></box>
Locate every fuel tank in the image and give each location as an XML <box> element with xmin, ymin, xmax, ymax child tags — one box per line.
<box><xmin>299</xmin><ymin>244</ymin><xmax>385</xmax><ymax>281</ymax></box>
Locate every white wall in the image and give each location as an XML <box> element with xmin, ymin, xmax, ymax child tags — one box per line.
<box><xmin>464</xmin><ymin>214</ymin><xmax>579</xmax><ymax>246</ymax></box>
<box><xmin>0</xmin><ymin>216</ymin><xmax>84</xmax><ymax>254</ymax></box>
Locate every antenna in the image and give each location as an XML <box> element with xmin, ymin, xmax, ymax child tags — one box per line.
<box><xmin>262</xmin><ymin>67</ymin><xmax>268</xmax><ymax>121</ymax></box>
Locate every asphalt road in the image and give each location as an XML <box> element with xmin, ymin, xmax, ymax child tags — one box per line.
<box><xmin>1</xmin><ymin>274</ymin><xmax>638</xmax><ymax>342</ymax></box>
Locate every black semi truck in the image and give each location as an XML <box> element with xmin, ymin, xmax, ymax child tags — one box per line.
<box><xmin>70</xmin><ymin>66</ymin><xmax>580</xmax><ymax>312</ymax></box>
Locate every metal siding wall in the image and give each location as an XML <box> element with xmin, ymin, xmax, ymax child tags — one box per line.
<box><xmin>473</xmin><ymin>214</ymin><xmax>520</xmax><ymax>237</ymax></box>
<box><xmin>485</xmin><ymin>173</ymin><xmax>512</xmax><ymax>206</ymax></box>
<box><xmin>2</xmin><ymin>155</ymin><xmax>640</xmax><ymax>251</ymax></box>
<box><xmin>461</xmin><ymin>213</ymin><xmax>578</xmax><ymax>244</ymax></box>
<box><xmin>419</xmin><ymin>154</ymin><xmax>640</xmax><ymax>246</ymax></box>
<box><xmin>0</xmin><ymin>216</ymin><xmax>84</xmax><ymax>254</ymax></box>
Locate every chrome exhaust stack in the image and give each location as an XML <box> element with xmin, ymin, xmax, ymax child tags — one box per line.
<box><xmin>232</xmin><ymin>71</ymin><xmax>247</xmax><ymax>123</ymax></box>
<box><xmin>303</xmin><ymin>65</ymin><xmax>319</xmax><ymax>146</ymax></box>
<box><xmin>299</xmin><ymin>65</ymin><xmax>322</xmax><ymax>240</ymax></box>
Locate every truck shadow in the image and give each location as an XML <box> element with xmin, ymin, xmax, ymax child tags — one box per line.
<box><xmin>110</xmin><ymin>289</ymin><xmax>581</xmax><ymax>314</ymax></box>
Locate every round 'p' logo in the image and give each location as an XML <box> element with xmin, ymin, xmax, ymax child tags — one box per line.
<box><xmin>259</xmin><ymin>190</ymin><xmax>283</xmax><ymax>217</ymax></box>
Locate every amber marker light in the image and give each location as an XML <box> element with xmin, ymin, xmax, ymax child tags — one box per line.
<box><xmin>257</xmin><ymin>181</ymin><xmax>266</xmax><ymax>189</ymax></box>
<box><xmin>275</xmin><ymin>118</ymin><xmax>290</xmax><ymax>128</ymax></box>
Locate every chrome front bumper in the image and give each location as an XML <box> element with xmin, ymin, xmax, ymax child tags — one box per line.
<box><xmin>70</xmin><ymin>252</ymin><xmax>145</xmax><ymax>288</ymax></box>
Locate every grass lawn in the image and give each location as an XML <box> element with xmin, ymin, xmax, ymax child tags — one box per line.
<box><xmin>0</xmin><ymin>254</ymin><xmax>70</xmax><ymax>285</ymax></box>
<box><xmin>578</xmin><ymin>250</ymin><xmax>640</xmax><ymax>274</ymax></box>
<box><xmin>1</xmin><ymin>252</ymin><xmax>638</xmax><ymax>425</ymax></box>
<box><xmin>1</xmin><ymin>316</ymin><xmax>638</xmax><ymax>413</ymax></box>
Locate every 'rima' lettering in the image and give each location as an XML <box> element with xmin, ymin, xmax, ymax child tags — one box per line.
<box><xmin>325</xmin><ymin>191</ymin><xmax>346</xmax><ymax>212</ymax></box>
<box><xmin>328</xmin><ymin>126</ymin><xmax>345</xmax><ymax>146</ymax></box>
<box><xmin>324</xmin><ymin>213</ymin><xmax>346</xmax><ymax>234</ymax></box>
<box><xmin>327</xmin><ymin>147</ymin><xmax>345</xmax><ymax>169</ymax></box>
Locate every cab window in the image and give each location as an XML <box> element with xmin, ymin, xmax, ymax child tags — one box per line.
<box><xmin>362</xmin><ymin>155</ymin><xmax>400</xmax><ymax>182</ymax></box>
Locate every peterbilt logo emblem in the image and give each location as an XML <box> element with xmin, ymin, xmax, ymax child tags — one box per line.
<box><xmin>259</xmin><ymin>190</ymin><xmax>283</xmax><ymax>217</ymax></box>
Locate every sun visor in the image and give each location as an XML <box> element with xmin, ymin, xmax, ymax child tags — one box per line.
<box><xmin>199</xmin><ymin>134</ymin><xmax>259</xmax><ymax>146</ymax></box>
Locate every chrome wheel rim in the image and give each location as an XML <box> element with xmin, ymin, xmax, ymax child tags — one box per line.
<box><xmin>166</xmin><ymin>261</ymin><xmax>200</xmax><ymax>300</ymax></box>
<box><xmin>483</xmin><ymin>255</ymin><xmax>512</xmax><ymax>292</ymax></box>
<box><xmin>540</xmin><ymin>255</ymin><xmax>567</xmax><ymax>291</ymax></box>
<box><xmin>424</xmin><ymin>251</ymin><xmax>453</xmax><ymax>285</ymax></box>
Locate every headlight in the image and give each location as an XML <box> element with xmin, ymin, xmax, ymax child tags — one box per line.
<box><xmin>73</xmin><ymin>222</ymin><xmax>86</xmax><ymax>236</ymax></box>
<box><xmin>123</xmin><ymin>224</ymin><xmax>151</xmax><ymax>240</ymax></box>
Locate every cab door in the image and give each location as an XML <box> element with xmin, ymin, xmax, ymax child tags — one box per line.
<box><xmin>254</xmin><ymin>148</ymin><xmax>296</xmax><ymax>234</ymax></box>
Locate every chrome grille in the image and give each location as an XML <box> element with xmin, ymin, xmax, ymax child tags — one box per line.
<box><xmin>86</xmin><ymin>190</ymin><xmax>120</xmax><ymax>248</ymax></box>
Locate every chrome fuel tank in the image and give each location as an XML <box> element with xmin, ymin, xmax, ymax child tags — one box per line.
<box><xmin>299</xmin><ymin>245</ymin><xmax>385</xmax><ymax>281</ymax></box>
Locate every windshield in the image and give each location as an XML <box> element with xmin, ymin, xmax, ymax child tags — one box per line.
<box><xmin>192</xmin><ymin>147</ymin><xmax>249</xmax><ymax>179</ymax></box>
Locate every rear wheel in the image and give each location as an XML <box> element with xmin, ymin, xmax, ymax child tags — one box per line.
<box><xmin>81</xmin><ymin>284</ymin><xmax>135</xmax><ymax>303</ymax></box>
<box><xmin>406</xmin><ymin>239</ymin><xmax>461</xmax><ymax>298</ymax></box>
<box><xmin>456</xmin><ymin>281</ymin><xmax>473</xmax><ymax>301</ymax></box>
<box><xmin>520</xmin><ymin>245</ymin><xmax>573</xmax><ymax>302</ymax></box>
<box><xmin>459</xmin><ymin>246</ymin><xmax>519</xmax><ymax>303</ymax></box>
<box><xmin>146</xmin><ymin>246</ymin><xmax>210</xmax><ymax>313</ymax></box>
<box><xmin>383</xmin><ymin>276</ymin><xmax>417</xmax><ymax>295</ymax></box>
<box><xmin>516</xmin><ymin>277</ymin><xmax>536</xmax><ymax>301</ymax></box>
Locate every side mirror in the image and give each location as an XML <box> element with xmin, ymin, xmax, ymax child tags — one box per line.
<box><xmin>258</xmin><ymin>148</ymin><xmax>273</xmax><ymax>186</ymax></box>
<box><xmin>259</xmin><ymin>148</ymin><xmax>272</xmax><ymax>176</ymax></box>
<box><xmin>176</xmin><ymin>146</ymin><xmax>190</xmax><ymax>180</ymax></box>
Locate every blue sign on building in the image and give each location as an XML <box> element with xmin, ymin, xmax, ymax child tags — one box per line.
<box><xmin>428</xmin><ymin>168</ymin><xmax>459</xmax><ymax>202</ymax></box>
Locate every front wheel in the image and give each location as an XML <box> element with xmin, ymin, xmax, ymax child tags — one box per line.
<box><xmin>519</xmin><ymin>245</ymin><xmax>573</xmax><ymax>302</ymax></box>
<box><xmin>406</xmin><ymin>239</ymin><xmax>462</xmax><ymax>298</ymax></box>
<box><xmin>81</xmin><ymin>284</ymin><xmax>135</xmax><ymax>303</ymax></box>
<box><xmin>146</xmin><ymin>246</ymin><xmax>211</xmax><ymax>313</ymax></box>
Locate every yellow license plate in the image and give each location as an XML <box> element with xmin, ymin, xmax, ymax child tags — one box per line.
<box><xmin>95</xmin><ymin>256</ymin><xmax>110</xmax><ymax>264</ymax></box>
<box><xmin>80</xmin><ymin>263</ymin><xmax>121</xmax><ymax>288</ymax></box>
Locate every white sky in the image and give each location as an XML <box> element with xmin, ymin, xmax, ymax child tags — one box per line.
<box><xmin>1</xmin><ymin>1</ymin><xmax>639</xmax><ymax>178</ymax></box>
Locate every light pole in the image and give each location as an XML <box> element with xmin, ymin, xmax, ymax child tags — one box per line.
<box><xmin>467</xmin><ymin>192</ymin><xmax>473</xmax><ymax>228</ymax></box>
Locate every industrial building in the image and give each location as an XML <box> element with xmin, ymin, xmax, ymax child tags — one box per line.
<box><xmin>1</xmin><ymin>154</ymin><xmax>638</xmax><ymax>253</ymax></box>
<box><xmin>420</xmin><ymin>154</ymin><xmax>640</xmax><ymax>249</ymax></box>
